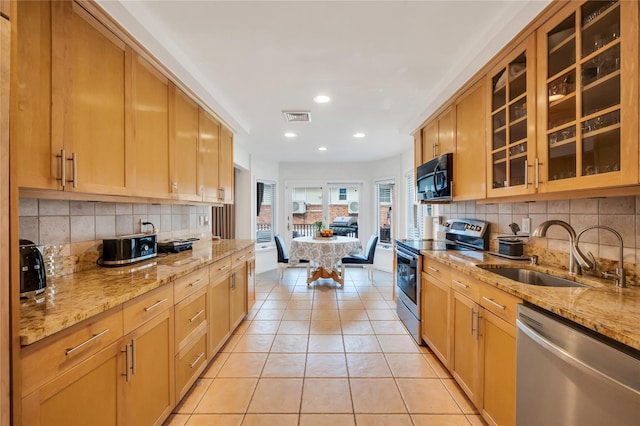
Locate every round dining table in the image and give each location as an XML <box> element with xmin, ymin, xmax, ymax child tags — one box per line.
<box><xmin>289</xmin><ymin>235</ymin><xmax>361</xmax><ymax>286</ymax></box>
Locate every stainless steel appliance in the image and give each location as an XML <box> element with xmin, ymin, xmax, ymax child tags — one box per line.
<box><xmin>416</xmin><ymin>152</ymin><xmax>453</xmax><ymax>202</ymax></box>
<box><xmin>19</xmin><ymin>239</ymin><xmax>46</xmax><ymax>296</ymax></box>
<box><xmin>395</xmin><ymin>219</ymin><xmax>489</xmax><ymax>343</ymax></box>
<box><xmin>100</xmin><ymin>233</ymin><xmax>157</xmax><ymax>266</ymax></box>
<box><xmin>329</xmin><ymin>216</ymin><xmax>358</xmax><ymax>237</ymax></box>
<box><xmin>516</xmin><ymin>304</ymin><xmax>640</xmax><ymax>426</ymax></box>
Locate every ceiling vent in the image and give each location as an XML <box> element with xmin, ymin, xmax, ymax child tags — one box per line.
<box><xmin>283</xmin><ymin>111</ymin><xmax>311</xmax><ymax>123</ymax></box>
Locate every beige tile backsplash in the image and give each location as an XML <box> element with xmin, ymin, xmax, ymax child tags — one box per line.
<box><xmin>19</xmin><ymin>198</ymin><xmax>213</xmax><ymax>277</ymax></box>
<box><xmin>434</xmin><ymin>195</ymin><xmax>640</xmax><ymax>286</ymax></box>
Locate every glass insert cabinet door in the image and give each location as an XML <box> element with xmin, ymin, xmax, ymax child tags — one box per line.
<box><xmin>487</xmin><ymin>37</ymin><xmax>536</xmax><ymax>197</ymax></box>
<box><xmin>536</xmin><ymin>0</ymin><xmax>638</xmax><ymax>192</ymax></box>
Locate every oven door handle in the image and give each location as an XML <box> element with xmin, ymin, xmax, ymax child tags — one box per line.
<box><xmin>395</xmin><ymin>249</ymin><xmax>417</xmax><ymax>262</ymax></box>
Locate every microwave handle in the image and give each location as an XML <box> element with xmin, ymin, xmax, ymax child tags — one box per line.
<box><xmin>433</xmin><ymin>163</ymin><xmax>443</xmax><ymax>198</ymax></box>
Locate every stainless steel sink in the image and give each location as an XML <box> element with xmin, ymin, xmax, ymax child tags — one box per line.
<box><xmin>480</xmin><ymin>267</ymin><xmax>587</xmax><ymax>288</ymax></box>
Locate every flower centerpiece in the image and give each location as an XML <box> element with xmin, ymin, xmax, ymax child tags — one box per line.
<box><xmin>314</xmin><ymin>221</ymin><xmax>324</xmax><ymax>238</ymax></box>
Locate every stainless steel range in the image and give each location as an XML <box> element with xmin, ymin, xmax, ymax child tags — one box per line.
<box><xmin>395</xmin><ymin>219</ymin><xmax>489</xmax><ymax>344</ymax></box>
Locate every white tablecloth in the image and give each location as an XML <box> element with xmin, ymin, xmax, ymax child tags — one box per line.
<box><xmin>290</xmin><ymin>236</ymin><xmax>361</xmax><ymax>270</ymax></box>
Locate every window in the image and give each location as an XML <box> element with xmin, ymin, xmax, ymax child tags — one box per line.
<box><xmin>405</xmin><ymin>171</ymin><xmax>429</xmax><ymax>239</ymax></box>
<box><xmin>375</xmin><ymin>180</ymin><xmax>394</xmax><ymax>244</ymax></box>
<box><xmin>338</xmin><ymin>188</ymin><xmax>347</xmax><ymax>201</ymax></box>
<box><xmin>256</xmin><ymin>181</ymin><xmax>276</xmax><ymax>243</ymax></box>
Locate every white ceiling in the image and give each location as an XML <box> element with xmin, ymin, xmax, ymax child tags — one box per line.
<box><xmin>96</xmin><ymin>0</ymin><xmax>551</xmax><ymax>163</ymax></box>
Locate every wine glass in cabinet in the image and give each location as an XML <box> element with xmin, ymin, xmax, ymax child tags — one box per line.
<box><xmin>486</xmin><ymin>37</ymin><xmax>537</xmax><ymax>198</ymax></box>
<box><xmin>536</xmin><ymin>0</ymin><xmax>638</xmax><ymax>192</ymax></box>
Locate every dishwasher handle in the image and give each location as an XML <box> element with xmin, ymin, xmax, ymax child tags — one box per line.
<box><xmin>517</xmin><ymin>317</ymin><xmax>640</xmax><ymax>398</ymax></box>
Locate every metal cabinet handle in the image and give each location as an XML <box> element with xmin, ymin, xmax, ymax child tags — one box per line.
<box><xmin>131</xmin><ymin>338</ymin><xmax>137</xmax><ymax>375</ymax></box>
<box><xmin>56</xmin><ymin>149</ymin><xmax>66</xmax><ymax>189</ymax></box>
<box><xmin>535</xmin><ymin>158</ymin><xmax>540</xmax><ymax>189</ymax></box>
<box><xmin>237</xmin><ymin>255</ymin><xmax>246</xmax><ymax>261</ymax></box>
<box><xmin>122</xmin><ymin>343</ymin><xmax>132</xmax><ymax>382</ymax></box>
<box><xmin>189</xmin><ymin>309</ymin><xmax>205</xmax><ymax>323</ymax></box>
<box><xmin>66</xmin><ymin>329</ymin><xmax>110</xmax><ymax>356</ymax></box>
<box><xmin>427</xmin><ymin>266</ymin><xmax>439</xmax><ymax>272</ymax></box>
<box><xmin>524</xmin><ymin>159</ymin><xmax>529</xmax><ymax>189</ymax></box>
<box><xmin>482</xmin><ymin>296</ymin><xmax>506</xmax><ymax>310</ymax></box>
<box><xmin>189</xmin><ymin>352</ymin><xmax>205</xmax><ymax>369</ymax></box>
<box><xmin>144</xmin><ymin>298</ymin><xmax>168</xmax><ymax>312</ymax></box>
<box><xmin>470</xmin><ymin>307</ymin><xmax>475</xmax><ymax>335</ymax></box>
<box><xmin>219</xmin><ymin>265</ymin><xmax>229</xmax><ymax>272</ymax></box>
<box><xmin>452</xmin><ymin>279</ymin><xmax>469</xmax><ymax>289</ymax></box>
<box><xmin>70</xmin><ymin>152</ymin><xmax>77</xmax><ymax>188</ymax></box>
<box><xmin>189</xmin><ymin>278</ymin><xmax>203</xmax><ymax>287</ymax></box>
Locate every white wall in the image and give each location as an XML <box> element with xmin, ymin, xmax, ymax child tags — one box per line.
<box><xmin>251</xmin><ymin>156</ymin><xmax>280</xmax><ymax>273</ymax></box>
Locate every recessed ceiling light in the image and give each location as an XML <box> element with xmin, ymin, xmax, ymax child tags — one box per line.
<box><xmin>284</xmin><ymin>132</ymin><xmax>297</xmax><ymax>138</ymax></box>
<box><xmin>353</xmin><ymin>133</ymin><xmax>366</xmax><ymax>138</ymax></box>
<box><xmin>313</xmin><ymin>95</ymin><xmax>331</xmax><ymax>104</ymax></box>
<box><xmin>318</xmin><ymin>146</ymin><xmax>327</xmax><ymax>151</ymax></box>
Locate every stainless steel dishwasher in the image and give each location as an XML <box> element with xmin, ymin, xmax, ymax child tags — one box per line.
<box><xmin>516</xmin><ymin>304</ymin><xmax>640</xmax><ymax>426</ymax></box>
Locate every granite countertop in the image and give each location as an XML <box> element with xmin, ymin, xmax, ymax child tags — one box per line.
<box><xmin>20</xmin><ymin>239</ymin><xmax>254</xmax><ymax>346</ymax></box>
<box><xmin>421</xmin><ymin>250</ymin><xmax>640</xmax><ymax>352</ymax></box>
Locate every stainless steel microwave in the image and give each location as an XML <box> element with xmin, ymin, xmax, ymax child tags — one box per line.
<box><xmin>416</xmin><ymin>152</ymin><xmax>453</xmax><ymax>202</ymax></box>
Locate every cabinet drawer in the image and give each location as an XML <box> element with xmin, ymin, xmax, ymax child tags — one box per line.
<box><xmin>175</xmin><ymin>290</ymin><xmax>207</xmax><ymax>349</ymax></box>
<box><xmin>423</xmin><ymin>259</ymin><xmax>451</xmax><ymax>283</ymax></box>
<box><xmin>231</xmin><ymin>249</ymin><xmax>247</xmax><ymax>269</ymax></box>
<box><xmin>123</xmin><ymin>284</ymin><xmax>174</xmax><ymax>335</ymax></box>
<box><xmin>210</xmin><ymin>257</ymin><xmax>232</xmax><ymax>284</ymax></box>
<box><xmin>174</xmin><ymin>267</ymin><xmax>209</xmax><ymax>302</ymax></box>
<box><xmin>21</xmin><ymin>307</ymin><xmax>123</xmax><ymax>396</ymax></box>
<box><xmin>175</xmin><ymin>330</ymin><xmax>208</xmax><ymax>400</ymax></box>
<box><xmin>479</xmin><ymin>284</ymin><xmax>521</xmax><ymax>325</ymax></box>
<box><xmin>450</xmin><ymin>270</ymin><xmax>480</xmax><ymax>302</ymax></box>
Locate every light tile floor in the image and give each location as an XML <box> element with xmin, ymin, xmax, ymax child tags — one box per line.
<box><xmin>165</xmin><ymin>267</ymin><xmax>485</xmax><ymax>426</ymax></box>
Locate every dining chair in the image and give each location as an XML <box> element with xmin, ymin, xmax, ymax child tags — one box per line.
<box><xmin>341</xmin><ymin>235</ymin><xmax>378</xmax><ymax>281</ymax></box>
<box><xmin>274</xmin><ymin>234</ymin><xmax>309</xmax><ymax>283</ymax></box>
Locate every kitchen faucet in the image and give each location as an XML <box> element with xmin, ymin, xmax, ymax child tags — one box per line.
<box><xmin>574</xmin><ymin>225</ymin><xmax>626</xmax><ymax>288</ymax></box>
<box><xmin>531</xmin><ymin>220</ymin><xmax>580</xmax><ymax>274</ymax></box>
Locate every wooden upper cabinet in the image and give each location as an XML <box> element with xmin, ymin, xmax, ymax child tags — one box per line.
<box><xmin>14</xmin><ymin>0</ymin><xmax>56</xmax><ymax>190</ymax></box>
<box><xmin>0</xmin><ymin>0</ymin><xmax>9</xmax><ymax>18</ymax></box>
<box><xmin>536</xmin><ymin>0</ymin><xmax>638</xmax><ymax>192</ymax></box>
<box><xmin>486</xmin><ymin>36</ymin><xmax>537</xmax><ymax>198</ymax></box>
<box><xmin>198</xmin><ymin>109</ymin><xmax>221</xmax><ymax>203</ymax></box>
<box><xmin>170</xmin><ymin>86</ymin><xmax>200</xmax><ymax>201</ymax></box>
<box><xmin>219</xmin><ymin>125</ymin><xmax>234</xmax><ymax>204</ymax></box>
<box><xmin>437</xmin><ymin>107</ymin><xmax>456</xmax><ymax>157</ymax></box>
<box><xmin>131</xmin><ymin>54</ymin><xmax>169</xmax><ymax>198</ymax></box>
<box><xmin>455</xmin><ymin>80</ymin><xmax>486</xmax><ymax>201</ymax></box>
<box><xmin>413</xmin><ymin>131</ymin><xmax>423</xmax><ymax>169</ymax></box>
<box><xmin>421</xmin><ymin>120</ymin><xmax>438</xmax><ymax>162</ymax></box>
<box><xmin>52</xmin><ymin>1</ymin><xmax>130</xmax><ymax>195</ymax></box>
<box><xmin>420</xmin><ymin>107</ymin><xmax>456</xmax><ymax>163</ymax></box>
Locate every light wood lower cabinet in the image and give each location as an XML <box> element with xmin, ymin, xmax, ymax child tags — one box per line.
<box><xmin>481</xmin><ymin>309</ymin><xmax>517</xmax><ymax>426</ymax></box>
<box><xmin>451</xmin><ymin>291</ymin><xmax>481</xmax><ymax>407</ymax></box>
<box><xmin>120</xmin><ymin>309</ymin><xmax>175</xmax><ymax>426</ymax></box>
<box><xmin>19</xmin><ymin>248</ymin><xmax>253</xmax><ymax>425</ymax></box>
<box><xmin>208</xmin><ymin>258</ymin><xmax>232</xmax><ymax>356</ymax></box>
<box><xmin>421</xmin><ymin>264</ymin><xmax>521</xmax><ymax>426</ymax></box>
<box><xmin>230</xmin><ymin>262</ymin><xmax>247</xmax><ymax>330</ymax></box>
<box><xmin>22</xmin><ymin>341</ymin><xmax>121</xmax><ymax>426</ymax></box>
<box><xmin>246</xmin><ymin>248</ymin><xmax>256</xmax><ymax>310</ymax></box>
<box><xmin>421</xmin><ymin>272</ymin><xmax>451</xmax><ymax>368</ymax></box>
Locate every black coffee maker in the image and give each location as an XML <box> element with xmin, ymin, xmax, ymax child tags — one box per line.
<box><xmin>19</xmin><ymin>239</ymin><xmax>46</xmax><ymax>297</ymax></box>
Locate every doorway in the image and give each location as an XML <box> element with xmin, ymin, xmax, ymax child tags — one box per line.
<box><xmin>286</xmin><ymin>182</ymin><xmax>362</xmax><ymax>245</ymax></box>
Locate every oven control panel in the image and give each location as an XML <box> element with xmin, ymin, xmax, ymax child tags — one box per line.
<box><xmin>443</xmin><ymin>219</ymin><xmax>487</xmax><ymax>238</ymax></box>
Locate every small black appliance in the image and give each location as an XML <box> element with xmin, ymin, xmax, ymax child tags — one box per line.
<box><xmin>19</xmin><ymin>239</ymin><xmax>47</xmax><ymax>296</ymax></box>
<box><xmin>100</xmin><ymin>233</ymin><xmax>157</xmax><ymax>266</ymax></box>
